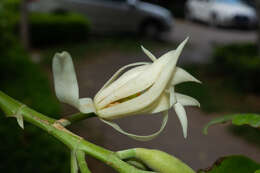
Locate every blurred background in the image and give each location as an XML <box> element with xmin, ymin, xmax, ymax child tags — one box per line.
<box><xmin>1</xmin><ymin>0</ymin><xmax>260</xmax><ymax>172</ymax></box>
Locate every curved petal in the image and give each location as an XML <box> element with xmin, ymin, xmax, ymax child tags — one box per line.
<box><xmin>172</xmin><ymin>67</ymin><xmax>201</xmax><ymax>85</ymax></box>
<box><xmin>79</xmin><ymin>98</ymin><xmax>96</xmax><ymax>114</ymax></box>
<box><xmin>145</xmin><ymin>92</ymin><xmax>170</xmax><ymax>114</ymax></box>
<box><xmin>52</xmin><ymin>52</ymin><xmax>79</xmax><ymax>108</ymax></box>
<box><xmin>169</xmin><ymin>86</ymin><xmax>176</xmax><ymax>107</ymax></box>
<box><xmin>97</xmin><ymin>57</ymin><xmax>167</xmax><ymax>109</ymax></box>
<box><xmin>175</xmin><ymin>93</ymin><xmax>200</xmax><ymax>107</ymax></box>
<box><xmin>95</xmin><ymin>64</ymin><xmax>149</xmax><ymax>107</ymax></box>
<box><xmin>141</xmin><ymin>46</ymin><xmax>157</xmax><ymax>62</ymax></box>
<box><xmin>174</xmin><ymin>103</ymin><xmax>188</xmax><ymax>138</ymax></box>
<box><xmin>94</xmin><ymin>62</ymin><xmax>149</xmax><ymax>103</ymax></box>
<box><xmin>100</xmin><ymin>111</ymin><xmax>168</xmax><ymax>141</ymax></box>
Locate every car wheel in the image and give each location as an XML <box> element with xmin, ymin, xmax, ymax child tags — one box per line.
<box><xmin>140</xmin><ymin>21</ymin><xmax>161</xmax><ymax>39</ymax></box>
<box><xmin>210</xmin><ymin>13</ymin><xmax>219</xmax><ymax>27</ymax></box>
<box><xmin>185</xmin><ymin>8</ymin><xmax>193</xmax><ymax>21</ymax></box>
<box><xmin>52</xmin><ymin>9</ymin><xmax>68</xmax><ymax>15</ymax></box>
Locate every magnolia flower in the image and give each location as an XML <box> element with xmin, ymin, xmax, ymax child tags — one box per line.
<box><xmin>52</xmin><ymin>38</ymin><xmax>201</xmax><ymax>141</ymax></box>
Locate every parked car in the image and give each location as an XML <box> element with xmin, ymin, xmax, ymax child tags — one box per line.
<box><xmin>29</xmin><ymin>0</ymin><xmax>174</xmax><ymax>37</ymax></box>
<box><xmin>185</xmin><ymin>0</ymin><xmax>257</xmax><ymax>28</ymax></box>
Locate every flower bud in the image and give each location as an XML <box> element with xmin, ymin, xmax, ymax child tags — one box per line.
<box><xmin>117</xmin><ymin>148</ymin><xmax>195</xmax><ymax>173</ymax></box>
<box><xmin>135</xmin><ymin>148</ymin><xmax>195</xmax><ymax>173</ymax></box>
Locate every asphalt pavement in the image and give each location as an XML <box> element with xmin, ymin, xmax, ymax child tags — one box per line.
<box><xmin>171</xmin><ymin>20</ymin><xmax>256</xmax><ymax>64</ymax></box>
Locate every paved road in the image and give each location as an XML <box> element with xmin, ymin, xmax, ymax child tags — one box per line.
<box><xmin>171</xmin><ymin>20</ymin><xmax>256</xmax><ymax>64</ymax></box>
<box><xmin>61</xmin><ymin>20</ymin><xmax>260</xmax><ymax>172</ymax></box>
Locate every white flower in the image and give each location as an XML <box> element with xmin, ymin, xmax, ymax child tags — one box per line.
<box><xmin>52</xmin><ymin>38</ymin><xmax>201</xmax><ymax>141</ymax></box>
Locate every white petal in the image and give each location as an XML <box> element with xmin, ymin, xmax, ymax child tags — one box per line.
<box><xmin>169</xmin><ymin>86</ymin><xmax>176</xmax><ymax>107</ymax></box>
<box><xmin>94</xmin><ymin>39</ymin><xmax>187</xmax><ymax>112</ymax></box>
<box><xmin>96</xmin><ymin>59</ymin><xmax>164</xmax><ymax>109</ymax></box>
<box><xmin>100</xmin><ymin>111</ymin><xmax>168</xmax><ymax>141</ymax></box>
<box><xmin>172</xmin><ymin>67</ymin><xmax>201</xmax><ymax>85</ymax></box>
<box><xmin>52</xmin><ymin>52</ymin><xmax>79</xmax><ymax>108</ymax></box>
<box><xmin>174</xmin><ymin>37</ymin><xmax>189</xmax><ymax>60</ymax></box>
<box><xmin>79</xmin><ymin>98</ymin><xmax>96</xmax><ymax>114</ymax></box>
<box><xmin>98</xmin><ymin>38</ymin><xmax>189</xmax><ymax>119</ymax></box>
<box><xmin>175</xmin><ymin>93</ymin><xmax>200</xmax><ymax>107</ymax></box>
<box><xmin>145</xmin><ymin>92</ymin><xmax>170</xmax><ymax>114</ymax></box>
<box><xmin>98</xmin><ymin>48</ymin><xmax>184</xmax><ymax>119</ymax></box>
<box><xmin>174</xmin><ymin>103</ymin><xmax>188</xmax><ymax>138</ymax></box>
<box><xmin>141</xmin><ymin>46</ymin><xmax>157</xmax><ymax>62</ymax></box>
<box><xmin>94</xmin><ymin>64</ymin><xmax>149</xmax><ymax>106</ymax></box>
<box><xmin>94</xmin><ymin>62</ymin><xmax>149</xmax><ymax>103</ymax></box>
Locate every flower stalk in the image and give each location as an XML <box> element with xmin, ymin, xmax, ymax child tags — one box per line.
<box><xmin>0</xmin><ymin>90</ymin><xmax>155</xmax><ymax>173</ymax></box>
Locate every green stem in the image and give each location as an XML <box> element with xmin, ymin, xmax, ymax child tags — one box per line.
<box><xmin>71</xmin><ymin>150</ymin><xmax>79</xmax><ymax>173</ymax></box>
<box><xmin>126</xmin><ymin>160</ymin><xmax>149</xmax><ymax>171</ymax></box>
<box><xmin>0</xmin><ymin>91</ymin><xmax>153</xmax><ymax>173</ymax></box>
<box><xmin>76</xmin><ymin>150</ymin><xmax>91</xmax><ymax>173</ymax></box>
<box><xmin>61</xmin><ymin>112</ymin><xmax>96</xmax><ymax>127</ymax></box>
<box><xmin>116</xmin><ymin>149</ymin><xmax>137</xmax><ymax>160</ymax></box>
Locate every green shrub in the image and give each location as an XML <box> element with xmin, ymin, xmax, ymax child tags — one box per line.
<box><xmin>29</xmin><ymin>12</ymin><xmax>91</xmax><ymax>46</ymax></box>
<box><xmin>212</xmin><ymin>43</ymin><xmax>260</xmax><ymax>93</ymax></box>
<box><xmin>0</xmin><ymin>1</ymin><xmax>70</xmax><ymax>172</ymax></box>
<box><xmin>5</xmin><ymin>0</ymin><xmax>91</xmax><ymax>47</ymax></box>
<box><xmin>0</xmin><ymin>45</ymin><xmax>70</xmax><ymax>173</ymax></box>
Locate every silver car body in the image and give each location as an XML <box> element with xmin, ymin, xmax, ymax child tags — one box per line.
<box><xmin>186</xmin><ymin>0</ymin><xmax>257</xmax><ymax>27</ymax></box>
<box><xmin>29</xmin><ymin>0</ymin><xmax>173</xmax><ymax>33</ymax></box>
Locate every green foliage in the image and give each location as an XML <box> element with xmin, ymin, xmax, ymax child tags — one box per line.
<box><xmin>198</xmin><ymin>155</ymin><xmax>260</xmax><ymax>173</ymax></box>
<box><xmin>229</xmin><ymin>125</ymin><xmax>260</xmax><ymax>147</ymax></box>
<box><xmin>29</xmin><ymin>13</ymin><xmax>91</xmax><ymax>46</ymax></box>
<box><xmin>212</xmin><ymin>43</ymin><xmax>260</xmax><ymax>93</ymax></box>
<box><xmin>0</xmin><ymin>1</ymin><xmax>70</xmax><ymax>172</ymax></box>
<box><xmin>203</xmin><ymin>114</ymin><xmax>260</xmax><ymax>135</ymax></box>
<box><xmin>5</xmin><ymin>0</ymin><xmax>91</xmax><ymax>47</ymax></box>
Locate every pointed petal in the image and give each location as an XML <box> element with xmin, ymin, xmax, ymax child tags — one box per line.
<box><xmin>96</xmin><ymin>60</ymin><xmax>163</xmax><ymax>109</ymax></box>
<box><xmin>94</xmin><ymin>62</ymin><xmax>149</xmax><ymax>103</ymax></box>
<box><xmin>79</xmin><ymin>98</ymin><xmax>96</xmax><ymax>114</ymax></box>
<box><xmin>52</xmin><ymin>52</ymin><xmax>79</xmax><ymax>108</ymax></box>
<box><xmin>141</xmin><ymin>46</ymin><xmax>157</xmax><ymax>62</ymax></box>
<box><xmin>146</xmin><ymin>92</ymin><xmax>170</xmax><ymax>114</ymax></box>
<box><xmin>172</xmin><ymin>67</ymin><xmax>201</xmax><ymax>85</ymax></box>
<box><xmin>94</xmin><ymin>64</ymin><xmax>149</xmax><ymax>106</ymax></box>
<box><xmin>100</xmin><ymin>111</ymin><xmax>168</xmax><ymax>141</ymax></box>
<box><xmin>169</xmin><ymin>86</ymin><xmax>176</xmax><ymax>107</ymax></box>
<box><xmin>175</xmin><ymin>37</ymin><xmax>189</xmax><ymax>59</ymax></box>
<box><xmin>174</xmin><ymin>103</ymin><xmax>188</xmax><ymax>138</ymax></box>
<box><xmin>175</xmin><ymin>93</ymin><xmax>200</xmax><ymax>107</ymax></box>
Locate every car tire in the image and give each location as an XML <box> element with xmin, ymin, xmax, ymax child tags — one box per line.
<box><xmin>52</xmin><ymin>9</ymin><xmax>68</xmax><ymax>15</ymax></box>
<box><xmin>210</xmin><ymin>12</ymin><xmax>219</xmax><ymax>27</ymax></box>
<box><xmin>185</xmin><ymin>7</ymin><xmax>194</xmax><ymax>21</ymax></box>
<box><xmin>139</xmin><ymin>20</ymin><xmax>161</xmax><ymax>39</ymax></box>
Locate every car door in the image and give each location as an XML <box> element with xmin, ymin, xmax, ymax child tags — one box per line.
<box><xmin>61</xmin><ymin>0</ymin><xmax>130</xmax><ymax>32</ymax></box>
<box><xmin>199</xmin><ymin>0</ymin><xmax>212</xmax><ymax>22</ymax></box>
<box><xmin>190</xmin><ymin>0</ymin><xmax>210</xmax><ymax>22</ymax></box>
<box><xmin>93</xmin><ymin>0</ymin><xmax>132</xmax><ymax>32</ymax></box>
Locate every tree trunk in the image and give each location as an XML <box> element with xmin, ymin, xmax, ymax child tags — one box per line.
<box><xmin>20</xmin><ymin>0</ymin><xmax>30</xmax><ymax>50</ymax></box>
